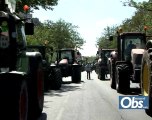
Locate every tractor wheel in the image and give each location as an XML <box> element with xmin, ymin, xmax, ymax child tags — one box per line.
<box><xmin>115</xmin><ymin>66</ymin><xmax>122</xmax><ymax>93</ymax></box>
<box><xmin>72</xmin><ymin>65</ymin><xmax>81</xmax><ymax>83</ymax></box>
<box><xmin>98</xmin><ymin>74</ymin><xmax>100</xmax><ymax>79</ymax></box>
<box><xmin>146</xmin><ymin>78</ymin><xmax>152</xmax><ymax>116</ymax></box>
<box><xmin>115</xmin><ymin>64</ymin><xmax>130</xmax><ymax>93</ymax></box>
<box><xmin>100</xmin><ymin>68</ymin><xmax>106</xmax><ymax>80</ymax></box>
<box><xmin>141</xmin><ymin>51</ymin><xmax>152</xmax><ymax>115</ymax></box>
<box><xmin>49</xmin><ymin>67</ymin><xmax>62</xmax><ymax>90</ymax></box>
<box><xmin>0</xmin><ymin>75</ymin><xmax>28</xmax><ymax>120</ymax></box>
<box><xmin>110</xmin><ymin>63</ymin><xmax>116</xmax><ymax>89</ymax></box>
<box><xmin>43</xmin><ymin>69</ymin><xmax>50</xmax><ymax>92</ymax></box>
<box><xmin>27</xmin><ymin>56</ymin><xmax>44</xmax><ymax>120</ymax></box>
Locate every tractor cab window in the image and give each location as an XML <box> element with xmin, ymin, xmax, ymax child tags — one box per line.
<box><xmin>0</xmin><ymin>20</ymin><xmax>8</xmax><ymax>34</ymax></box>
<box><xmin>60</xmin><ymin>51</ymin><xmax>72</xmax><ymax>61</ymax></box>
<box><xmin>0</xmin><ymin>20</ymin><xmax>9</xmax><ymax>49</ymax></box>
<box><xmin>124</xmin><ymin>35</ymin><xmax>145</xmax><ymax>61</ymax></box>
<box><xmin>105</xmin><ymin>51</ymin><xmax>111</xmax><ymax>58</ymax></box>
<box><xmin>16</xmin><ymin>23</ymin><xmax>27</xmax><ymax>48</ymax></box>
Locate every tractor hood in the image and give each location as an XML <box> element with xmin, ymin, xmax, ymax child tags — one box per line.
<box><xmin>110</xmin><ymin>51</ymin><xmax>118</xmax><ymax>60</ymax></box>
<box><xmin>131</xmin><ymin>49</ymin><xmax>144</xmax><ymax>65</ymax></box>
<box><xmin>59</xmin><ymin>59</ymin><xmax>68</xmax><ymax>64</ymax></box>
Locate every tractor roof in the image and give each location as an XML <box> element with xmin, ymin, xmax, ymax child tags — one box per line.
<box><xmin>101</xmin><ymin>48</ymin><xmax>116</xmax><ymax>51</ymax></box>
<box><xmin>120</xmin><ymin>32</ymin><xmax>146</xmax><ymax>36</ymax></box>
<box><xmin>61</xmin><ymin>48</ymin><xmax>74</xmax><ymax>50</ymax></box>
<box><xmin>57</xmin><ymin>48</ymin><xmax>75</xmax><ymax>51</ymax></box>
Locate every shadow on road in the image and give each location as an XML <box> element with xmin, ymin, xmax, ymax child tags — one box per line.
<box><xmin>119</xmin><ymin>88</ymin><xmax>141</xmax><ymax>95</ymax></box>
<box><xmin>100</xmin><ymin>78</ymin><xmax>110</xmax><ymax>81</ymax></box>
<box><xmin>145</xmin><ymin>109</ymin><xmax>152</xmax><ymax>118</ymax></box>
<box><xmin>44</xmin><ymin>80</ymin><xmax>83</xmax><ymax>97</ymax></box>
<box><xmin>129</xmin><ymin>88</ymin><xmax>141</xmax><ymax>95</ymax></box>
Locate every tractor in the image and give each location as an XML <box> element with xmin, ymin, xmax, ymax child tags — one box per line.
<box><xmin>96</xmin><ymin>48</ymin><xmax>115</xmax><ymax>80</ymax></box>
<box><xmin>27</xmin><ymin>45</ymin><xmax>62</xmax><ymax>91</ymax></box>
<box><xmin>0</xmin><ymin>1</ymin><xmax>44</xmax><ymax>119</ymax></box>
<box><xmin>55</xmin><ymin>48</ymin><xmax>82</xmax><ymax>83</ymax></box>
<box><xmin>140</xmin><ymin>40</ymin><xmax>152</xmax><ymax>115</ymax></box>
<box><xmin>109</xmin><ymin>30</ymin><xmax>146</xmax><ymax>93</ymax></box>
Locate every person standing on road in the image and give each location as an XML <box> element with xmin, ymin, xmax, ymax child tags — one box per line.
<box><xmin>85</xmin><ymin>63</ymin><xmax>92</xmax><ymax>79</ymax></box>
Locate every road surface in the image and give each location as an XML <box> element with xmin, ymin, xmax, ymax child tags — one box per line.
<box><xmin>39</xmin><ymin>71</ymin><xmax>152</xmax><ymax>120</ymax></box>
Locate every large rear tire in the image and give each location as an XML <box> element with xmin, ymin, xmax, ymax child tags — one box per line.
<box><xmin>72</xmin><ymin>65</ymin><xmax>81</xmax><ymax>83</ymax></box>
<box><xmin>100</xmin><ymin>68</ymin><xmax>106</xmax><ymax>80</ymax></box>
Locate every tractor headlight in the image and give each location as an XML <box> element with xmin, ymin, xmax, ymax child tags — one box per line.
<box><xmin>0</xmin><ymin>11</ymin><xmax>8</xmax><ymax>18</ymax></box>
<box><xmin>0</xmin><ymin>67</ymin><xmax>9</xmax><ymax>72</ymax></box>
<box><xmin>134</xmin><ymin>64</ymin><xmax>141</xmax><ymax>69</ymax></box>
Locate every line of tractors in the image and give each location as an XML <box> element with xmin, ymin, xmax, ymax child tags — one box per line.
<box><xmin>95</xmin><ymin>27</ymin><xmax>152</xmax><ymax>115</ymax></box>
<box><xmin>0</xmin><ymin>0</ymin><xmax>82</xmax><ymax>120</ymax></box>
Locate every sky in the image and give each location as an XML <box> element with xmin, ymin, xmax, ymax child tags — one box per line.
<box><xmin>33</xmin><ymin>0</ymin><xmax>147</xmax><ymax>57</ymax></box>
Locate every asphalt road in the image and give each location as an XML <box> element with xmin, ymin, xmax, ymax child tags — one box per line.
<box><xmin>39</xmin><ymin>71</ymin><xmax>152</xmax><ymax>120</ymax></box>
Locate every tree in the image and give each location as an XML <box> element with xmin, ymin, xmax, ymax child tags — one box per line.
<box><xmin>121</xmin><ymin>0</ymin><xmax>152</xmax><ymax>34</ymax></box>
<box><xmin>26</xmin><ymin>19</ymin><xmax>85</xmax><ymax>50</ymax></box>
<box><xmin>16</xmin><ymin>0</ymin><xmax>59</xmax><ymax>12</ymax></box>
<box><xmin>96</xmin><ymin>26</ymin><xmax>117</xmax><ymax>49</ymax></box>
<box><xmin>122</xmin><ymin>0</ymin><xmax>152</xmax><ymax>11</ymax></box>
<box><xmin>43</xmin><ymin>19</ymin><xmax>85</xmax><ymax>49</ymax></box>
<box><xmin>96</xmin><ymin>0</ymin><xmax>152</xmax><ymax>49</ymax></box>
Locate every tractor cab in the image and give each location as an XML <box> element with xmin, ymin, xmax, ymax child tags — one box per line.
<box><xmin>55</xmin><ymin>48</ymin><xmax>82</xmax><ymax>82</ymax></box>
<box><xmin>119</xmin><ymin>33</ymin><xmax>146</xmax><ymax>61</ymax></box>
<box><xmin>57</xmin><ymin>49</ymin><xmax>75</xmax><ymax>64</ymax></box>
<box><xmin>57</xmin><ymin>48</ymin><xmax>82</xmax><ymax>64</ymax></box>
<box><xmin>114</xmin><ymin>32</ymin><xmax>146</xmax><ymax>62</ymax></box>
<box><xmin>0</xmin><ymin>1</ymin><xmax>34</xmax><ymax>71</ymax></box>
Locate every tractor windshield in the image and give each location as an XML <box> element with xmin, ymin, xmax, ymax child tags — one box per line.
<box><xmin>16</xmin><ymin>23</ymin><xmax>27</xmax><ymax>48</ymax></box>
<box><xmin>0</xmin><ymin>19</ymin><xmax>9</xmax><ymax>49</ymax></box>
<box><xmin>100</xmin><ymin>50</ymin><xmax>111</xmax><ymax>65</ymax></box>
<box><xmin>123</xmin><ymin>35</ymin><xmax>145</xmax><ymax>61</ymax></box>
<box><xmin>60</xmin><ymin>50</ymin><xmax>72</xmax><ymax>61</ymax></box>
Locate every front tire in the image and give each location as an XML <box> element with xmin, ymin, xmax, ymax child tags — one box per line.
<box><xmin>115</xmin><ymin>64</ymin><xmax>130</xmax><ymax>93</ymax></box>
<box><xmin>0</xmin><ymin>73</ymin><xmax>28</xmax><ymax>120</ymax></box>
<box><xmin>27</xmin><ymin>56</ymin><xmax>44</xmax><ymax>119</ymax></box>
<box><xmin>110</xmin><ymin>62</ymin><xmax>116</xmax><ymax>89</ymax></box>
<box><xmin>49</xmin><ymin>67</ymin><xmax>62</xmax><ymax>90</ymax></box>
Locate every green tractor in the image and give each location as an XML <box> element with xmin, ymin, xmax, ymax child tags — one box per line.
<box><xmin>0</xmin><ymin>1</ymin><xmax>44</xmax><ymax>119</ymax></box>
<box><xmin>27</xmin><ymin>45</ymin><xmax>62</xmax><ymax>91</ymax></box>
<box><xmin>96</xmin><ymin>48</ymin><xmax>115</xmax><ymax>80</ymax></box>
<box><xmin>55</xmin><ymin>48</ymin><xmax>82</xmax><ymax>83</ymax></box>
<box><xmin>109</xmin><ymin>30</ymin><xmax>146</xmax><ymax>93</ymax></box>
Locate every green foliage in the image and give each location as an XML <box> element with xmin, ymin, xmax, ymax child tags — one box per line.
<box><xmin>16</xmin><ymin>0</ymin><xmax>59</xmax><ymax>12</ymax></box>
<box><xmin>26</xmin><ymin>19</ymin><xmax>85</xmax><ymax>51</ymax></box>
<box><xmin>42</xmin><ymin>19</ymin><xmax>85</xmax><ymax>49</ymax></box>
<box><xmin>82</xmin><ymin>56</ymin><xmax>96</xmax><ymax>65</ymax></box>
<box><xmin>96</xmin><ymin>26</ymin><xmax>117</xmax><ymax>49</ymax></box>
<box><xmin>96</xmin><ymin>0</ymin><xmax>152</xmax><ymax>48</ymax></box>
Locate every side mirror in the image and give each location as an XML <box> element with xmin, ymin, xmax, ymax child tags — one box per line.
<box><xmin>96</xmin><ymin>51</ymin><xmax>99</xmax><ymax>54</ymax></box>
<box><xmin>25</xmin><ymin>22</ymin><xmax>34</xmax><ymax>35</ymax></box>
<box><xmin>77</xmin><ymin>51</ymin><xmax>80</xmax><ymax>55</ymax></box>
<box><xmin>0</xmin><ymin>27</ymin><xmax>2</xmax><ymax>33</ymax></box>
<box><xmin>109</xmin><ymin>35</ymin><xmax>113</xmax><ymax>41</ymax></box>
